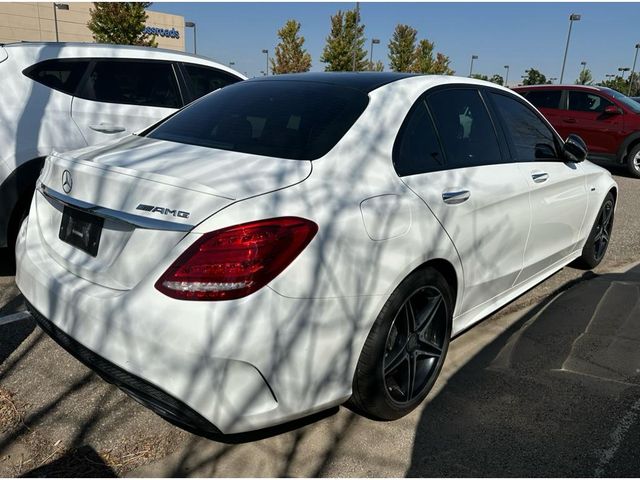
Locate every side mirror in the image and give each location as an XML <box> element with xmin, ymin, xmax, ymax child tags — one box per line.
<box><xmin>604</xmin><ymin>105</ymin><xmax>622</xmax><ymax>115</ymax></box>
<box><xmin>563</xmin><ymin>134</ymin><xmax>588</xmax><ymax>163</ymax></box>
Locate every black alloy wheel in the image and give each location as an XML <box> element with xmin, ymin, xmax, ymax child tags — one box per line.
<box><xmin>592</xmin><ymin>197</ymin><xmax>614</xmax><ymax>263</ymax></box>
<box><xmin>575</xmin><ymin>192</ymin><xmax>615</xmax><ymax>270</ymax></box>
<box><xmin>383</xmin><ymin>286</ymin><xmax>447</xmax><ymax>405</ymax></box>
<box><xmin>348</xmin><ymin>267</ymin><xmax>453</xmax><ymax>421</ymax></box>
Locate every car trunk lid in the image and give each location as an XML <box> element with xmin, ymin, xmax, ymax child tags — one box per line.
<box><xmin>34</xmin><ymin>136</ymin><xmax>312</xmax><ymax>290</ymax></box>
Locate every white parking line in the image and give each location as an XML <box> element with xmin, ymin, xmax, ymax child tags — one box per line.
<box><xmin>0</xmin><ymin>311</ymin><xmax>31</xmax><ymax>326</ymax></box>
<box><xmin>594</xmin><ymin>397</ymin><xmax>640</xmax><ymax>476</ymax></box>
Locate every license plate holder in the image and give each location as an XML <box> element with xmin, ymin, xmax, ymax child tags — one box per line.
<box><xmin>59</xmin><ymin>206</ymin><xmax>104</xmax><ymax>257</ymax></box>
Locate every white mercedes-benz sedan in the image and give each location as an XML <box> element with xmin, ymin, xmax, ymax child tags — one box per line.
<box><xmin>16</xmin><ymin>73</ymin><xmax>617</xmax><ymax>435</ymax></box>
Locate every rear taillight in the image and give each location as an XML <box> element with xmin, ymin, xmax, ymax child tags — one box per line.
<box><xmin>155</xmin><ymin>217</ymin><xmax>318</xmax><ymax>301</ymax></box>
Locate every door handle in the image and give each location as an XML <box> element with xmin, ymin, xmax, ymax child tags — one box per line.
<box><xmin>563</xmin><ymin>118</ymin><xmax>577</xmax><ymax>124</ymax></box>
<box><xmin>531</xmin><ymin>172</ymin><xmax>549</xmax><ymax>183</ymax></box>
<box><xmin>89</xmin><ymin>124</ymin><xmax>126</xmax><ymax>134</ymax></box>
<box><xmin>442</xmin><ymin>190</ymin><xmax>471</xmax><ymax>204</ymax></box>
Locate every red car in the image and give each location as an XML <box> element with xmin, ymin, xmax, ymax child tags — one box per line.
<box><xmin>514</xmin><ymin>85</ymin><xmax>640</xmax><ymax>178</ymax></box>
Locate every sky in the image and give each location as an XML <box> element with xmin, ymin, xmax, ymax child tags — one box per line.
<box><xmin>149</xmin><ymin>2</ymin><xmax>640</xmax><ymax>86</ymax></box>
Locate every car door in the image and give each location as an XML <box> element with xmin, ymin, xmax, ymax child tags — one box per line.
<box><xmin>71</xmin><ymin>59</ymin><xmax>184</xmax><ymax>146</ymax></box>
<box><xmin>486</xmin><ymin>91</ymin><xmax>588</xmax><ymax>283</ymax></box>
<box><xmin>396</xmin><ymin>87</ymin><xmax>532</xmax><ymax>316</ymax></box>
<box><xmin>565</xmin><ymin>90</ymin><xmax>623</xmax><ymax>155</ymax></box>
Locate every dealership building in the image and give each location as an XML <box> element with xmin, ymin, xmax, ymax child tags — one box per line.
<box><xmin>0</xmin><ymin>2</ymin><xmax>185</xmax><ymax>51</ymax></box>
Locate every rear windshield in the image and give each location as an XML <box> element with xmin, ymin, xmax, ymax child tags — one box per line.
<box><xmin>146</xmin><ymin>80</ymin><xmax>369</xmax><ymax>160</ymax></box>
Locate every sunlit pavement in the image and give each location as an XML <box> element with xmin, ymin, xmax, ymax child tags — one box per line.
<box><xmin>1</xmin><ymin>167</ymin><xmax>640</xmax><ymax>476</ymax></box>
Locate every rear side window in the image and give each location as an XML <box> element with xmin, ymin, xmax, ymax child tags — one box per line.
<box><xmin>426</xmin><ymin>88</ymin><xmax>502</xmax><ymax>169</ymax></box>
<box><xmin>182</xmin><ymin>64</ymin><xmax>242</xmax><ymax>101</ymax></box>
<box><xmin>146</xmin><ymin>80</ymin><xmax>369</xmax><ymax>160</ymax></box>
<box><xmin>489</xmin><ymin>92</ymin><xmax>559</xmax><ymax>162</ymax></box>
<box><xmin>394</xmin><ymin>102</ymin><xmax>445</xmax><ymax>176</ymax></box>
<box><xmin>78</xmin><ymin>60</ymin><xmax>181</xmax><ymax>108</ymax></box>
<box><xmin>568</xmin><ymin>91</ymin><xmax>614</xmax><ymax>113</ymax></box>
<box><xmin>524</xmin><ymin>90</ymin><xmax>562</xmax><ymax>109</ymax></box>
<box><xmin>23</xmin><ymin>59</ymin><xmax>90</xmax><ymax>95</ymax></box>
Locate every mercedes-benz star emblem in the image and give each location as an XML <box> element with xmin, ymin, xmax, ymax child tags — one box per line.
<box><xmin>62</xmin><ymin>170</ymin><xmax>73</xmax><ymax>194</ymax></box>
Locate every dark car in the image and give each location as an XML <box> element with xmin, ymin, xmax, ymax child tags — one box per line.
<box><xmin>514</xmin><ymin>85</ymin><xmax>640</xmax><ymax>178</ymax></box>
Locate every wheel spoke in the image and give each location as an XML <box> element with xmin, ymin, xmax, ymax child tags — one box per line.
<box><xmin>384</xmin><ymin>348</ymin><xmax>408</xmax><ymax>376</ymax></box>
<box><xmin>406</xmin><ymin>353</ymin><xmax>417</xmax><ymax>399</ymax></box>
<box><xmin>405</xmin><ymin>297</ymin><xmax>417</xmax><ymax>333</ymax></box>
<box><xmin>597</xmin><ymin>234</ymin><xmax>609</xmax><ymax>258</ymax></box>
<box><xmin>418</xmin><ymin>294</ymin><xmax>443</xmax><ymax>331</ymax></box>
<box><xmin>416</xmin><ymin>338</ymin><xmax>443</xmax><ymax>358</ymax></box>
<box><xmin>602</xmin><ymin>206</ymin><xmax>613</xmax><ymax>226</ymax></box>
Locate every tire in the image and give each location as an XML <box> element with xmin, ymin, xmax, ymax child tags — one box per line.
<box><xmin>626</xmin><ymin>143</ymin><xmax>640</xmax><ymax>179</ymax></box>
<box><xmin>576</xmin><ymin>192</ymin><xmax>615</xmax><ymax>270</ymax></box>
<box><xmin>348</xmin><ymin>267</ymin><xmax>453</xmax><ymax>421</ymax></box>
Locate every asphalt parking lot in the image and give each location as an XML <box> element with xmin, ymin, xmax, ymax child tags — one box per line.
<box><xmin>1</xmin><ymin>165</ymin><xmax>640</xmax><ymax>477</ymax></box>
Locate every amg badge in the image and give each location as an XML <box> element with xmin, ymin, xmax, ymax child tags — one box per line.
<box><xmin>136</xmin><ymin>204</ymin><xmax>190</xmax><ymax>219</ymax></box>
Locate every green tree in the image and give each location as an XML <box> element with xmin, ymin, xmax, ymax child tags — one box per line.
<box><xmin>411</xmin><ymin>39</ymin><xmax>434</xmax><ymax>73</ymax></box>
<box><xmin>320</xmin><ymin>9</ymin><xmax>368</xmax><ymax>71</ymax></box>
<box><xmin>432</xmin><ymin>52</ymin><xmax>454</xmax><ymax>75</ymax></box>
<box><xmin>87</xmin><ymin>2</ymin><xmax>157</xmax><ymax>47</ymax></box>
<box><xmin>576</xmin><ymin>68</ymin><xmax>593</xmax><ymax>85</ymax></box>
<box><xmin>470</xmin><ymin>73</ymin><xmax>489</xmax><ymax>81</ymax></box>
<box><xmin>598</xmin><ymin>76</ymin><xmax>630</xmax><ymax>95</ymax></box>
<box><xmin>270</xmin><ymin>20</ymin><xmax>312</xmax><ymax>74</ymax></box>
<box><xmin>522</xmin><ymin>68</ymin><xmax>547</xmax><ymax>85</ymax></box>
<box><xmin>388</xmin><ymin>24</ymin><xmax>417</xmax><ymax>72</ymax></box>
<box><xmin>489</xmin><ymin>74</ymin><xmax>504</xmax><ymax>85</ymax></box>
<box><xmin>628</xmin><ymin>72</ymin><xmax>640</xmax><ymax>96</ymax></box>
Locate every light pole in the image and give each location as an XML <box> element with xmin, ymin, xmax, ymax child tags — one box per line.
<box><xmin>229</xmin><ymin>61</ymin><xmax>235</xmax><ymax>67</ymax></box>
<box><xmin>185</xmin><ymin>21</ymin><xmax>197</xmax><ymax>54</ymax></box>
<box><xmin>504</xmin><ymin>65</ymin><xmax>509</xmax><ymax>87</ymax></box>
<box><xmin>560</xmin><ymin>13</ymin><xmax>581</xmax><ymax>84</ymax></box>
<box><xmin>549</xmin><ymin>77</ymin><xmax>558</xmax><ymax>84</ymax></box>
<box><xmin>619</xmin><ymin>67</ymin><xmax>630</xmax><ymax>80</ymax></box>
<box><xmin>53</xmin><ymin>3</ymin><xmax>69</xmax><ymax>42</ymax></box>
<box><xmin>260</xmin><ymin>70</ymin><xmax>266</xmax><ymax>76</ymax></box>
<box><xmin>629</xmin><ymin>43</ymin><xmax>640</xmax><ymax>96</ymax></box>
<box><xmin>369</xmin><ymin>38</ymin><xmax>380</xmax><ymax>70</ymax></box>
<box><xmin>262</xmin><ymin>49</ymin><xmax>269</xmax><ymax>75</ymax></box>
<box><xmin>469</xmin><ymin>54</ymin><xmax>478</xmax><ymax>77</ymax></box>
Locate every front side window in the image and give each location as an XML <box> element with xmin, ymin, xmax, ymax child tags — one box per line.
<box><xmin>146</xmin><ymin>80</ymin><xmax>369</xmax><ymax>160</ymax></box>
<box><xmin>183</xmin><ymin>64</ymin><xmax>242</xmax><ymax>101</ymax></box>
<box><xmin>490</xmin><ymin>92</ymin><xmax>558</xmax><ymax>162</ymax></box>
<box><xmin>524</xmin><ymin>90</ymin><xmax>562</xmax><ymax>109</ymax></box>
<box><xmin>78</xmin><ymin>60</ymin><xmax>181</xmax><ymax>108</ymax></box>
<box><xmin>568</xmin><ymin>91</ymin><xmax>614</xmax><ymax>113</ymax></box>
<box><xmin>23</xmin><ymin>59</ymin><xmax>90</xmax><ymax>95</ymax></box>
<box><xmin>394</xmin><ymin>102</ymin><xmax>444</xmax><ymax>176</ymax></box>
<box><xmin>426</xmin><ymin>88</ymin><xmax>502</xmax><ymax>169</ymax></box>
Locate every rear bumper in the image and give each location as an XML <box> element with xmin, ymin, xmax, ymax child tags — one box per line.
<box><xmin>15</xmin><ymin>211</ymin><xmax>370</xmax><ymax>434</ymax></box>
<box><xmin>27</xmin><ymin>301</ymin><xmax>221</xmax><ymax>436</ymax></box>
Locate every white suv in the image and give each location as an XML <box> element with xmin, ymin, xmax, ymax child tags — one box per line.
<box><xmin>0</xmin><ymin>42</ymin><xmax>244</xmax><ymax>249</ymax></box>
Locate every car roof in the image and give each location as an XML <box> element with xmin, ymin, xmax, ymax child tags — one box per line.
<box><xmin>248</xmin><ymin>72</ymin><xmax>517</xmax><ymax>95</ymax></box>
<box><xmin>0</xmin><ymin>41</ymin><xmax>246</xmax><ymax>79</ymax></box>
<box><xmin>248</xmin><ymin>72</ymin><xmax>418</xmax><ymax>93</ymax></box>
<box><xmin>513</xmin><ymin>84</ymin><xmax>604</xmax><ymax>92</ymax></box>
